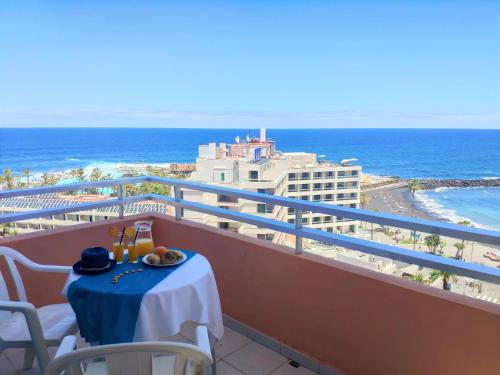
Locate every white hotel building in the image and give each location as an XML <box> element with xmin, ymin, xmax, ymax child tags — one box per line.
<box><xmin>183</xmin><ymin>129</ymin><xmax>361</xmax><ymax>245</ymax></box>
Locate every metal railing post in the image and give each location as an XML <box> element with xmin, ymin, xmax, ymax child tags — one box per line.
<box><xmin>174</xmin><ymin>186</ymin><xmax>182</xmax><ymax>220</ymax></box>
<box><xmin>117</xmin><ymin>185</ymin><xmax>124</xmax><ymax>219</ymax></box>
<box><xmin>295</xmin><ymin>209</ymin><xmax>303</xmax><ymax>254</ymax></box>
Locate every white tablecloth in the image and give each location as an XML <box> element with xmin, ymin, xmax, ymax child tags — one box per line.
<box><xmin>62</xmin><ymin>253</ymin><xmax>224</xmax><ymax>341</ymax></box>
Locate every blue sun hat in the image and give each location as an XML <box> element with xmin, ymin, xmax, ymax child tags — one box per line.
<box><xmin>73</xmin><ymin>247</ymin><xmax>116</xmax><ymax>275</ymax></box>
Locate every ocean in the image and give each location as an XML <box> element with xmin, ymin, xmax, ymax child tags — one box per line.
<box><xmin>1</xmin><ymin>128</ymin><xmax>499</xmax><ymax>229</ymax></box>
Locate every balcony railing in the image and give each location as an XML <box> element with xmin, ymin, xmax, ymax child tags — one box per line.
<box><xmin>1</xmin><ymin>176</ymin><xmax>500</xmax><ymax>284</ymax></box>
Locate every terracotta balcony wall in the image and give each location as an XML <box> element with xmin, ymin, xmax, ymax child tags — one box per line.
<box><xmin>1</xmin><ymin>213</ymin><xmax>499</xmax><ymax>375</ymax></box>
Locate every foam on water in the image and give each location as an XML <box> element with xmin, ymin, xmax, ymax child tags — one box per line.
<box><xmin>416</xmin><ymin>187</ymin><xmax>500</xmax><ymax>231</ymax></box>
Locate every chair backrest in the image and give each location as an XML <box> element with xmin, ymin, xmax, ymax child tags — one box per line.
<box><xmin>0</xmin><ymin>270</ymin><xmax>11</xmax><ymax>322</ymax></box>
<box><xmin>45</xmin><ymin>341</ymin><xmax>212</xmax><ymax>375</ymax></box>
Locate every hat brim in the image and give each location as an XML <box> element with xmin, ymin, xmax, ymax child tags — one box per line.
<box><xmin>72</xmin><ymin>260</ymin><xmax>116</xmax><ymax>275</ymax></box>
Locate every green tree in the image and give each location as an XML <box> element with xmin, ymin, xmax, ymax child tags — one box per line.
<box><xmin>75</xmin><ymin>167</ymin><xmax>86</xmax><ymax>182</ymax></box>
<box><xmin>22</xmin><ymin>168</ymin><xmax>32</xmax><ymax>186</ymax></box>
<box><xmin>70</xmin><ymin>169</ymin><xmax>79</xmax><ymax>183</ymax></box>
<box><xmin>424</xmin><ymin>234</ymin><xmax>441</xmax><ymax>254</ymax></box>
<box><xmin>1</xmin><ymin>168</ymin><xmax>15</xmax><ymax>190</ymax></box>
<box><xmin>408</xmin><ymin>272</ymin><xmax>427</xmax><ymax>284</ymax></box>
<box><xmin>453</xmin><ymin>242</ymin><xmax>465</xmax><ymax>260</ymax></box>
<box><xmin>438</xmin><ymin>239</ymin><xmax>447</xmax><ymax>254</ymax></box>
<box><xmin>457</xmin><ymin>220</ymin><xmax>472</xmax><ymax>261</ymax></box>
<box><xmin>408</xmin><ymin>179</ymin><xmax>421</xmax><ymax>217</ymax></box>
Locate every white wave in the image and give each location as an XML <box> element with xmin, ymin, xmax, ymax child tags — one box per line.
<box><xmin>481</xmin><ymin>176</ymin><xmax>500</xmax><ymax>180</ymax></box>
<box><xmin>434</xmin><ymin>187</ymin><xmax>448</xmax><ymax>193</ymax></box>
<box><xmin>65</xmin><ymin>158</ymin><xmax>80</xmax><ymax>161</ymax></box>
<box><xmin>414</xmin><ymin>191</ymin><xmax>485</xmax><ymax>229</ymax></box>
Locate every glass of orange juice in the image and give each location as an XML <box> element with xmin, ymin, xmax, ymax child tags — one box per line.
<box><xmin>112</xmin><ymin>232</ymin><xmax>125</xmax><ymax>264</ymax></box>
<box><xmin>128</xmin><ymin>242</ymin><xmax>139</xmax><ymax>263</ymax></box>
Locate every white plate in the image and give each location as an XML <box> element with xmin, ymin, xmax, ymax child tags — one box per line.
<box><xmin>142</xmin><ymin>250</ymin><xmax>187</xmax><ymax>268</ymax></box>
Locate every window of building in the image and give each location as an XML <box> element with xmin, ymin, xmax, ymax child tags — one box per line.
<box><xmin>301</xmin><ymin>172</ymin><xmax>310</xmax><ymax>179</ymax></box>
<box><xmin>338</xmin><ymin>193</ymin><xmax>345</xmax><ymax>200</ymax></box>
<box><xmin>350</xmin><ymin>193</ymin><xmax>357</xmax><ymax>199</ymax></box>
<box><xmin>325</xmin><ymin>171</ymin><xmax>334</xmax><ymax>178</ymax></box>
<box><xmin>288</xmin><ymin>207</ymin><xmax>295</xmax><ymax>215</ymax></box>
<box><xmin>265</xmin><ymin>233</ymin><xmax>275</xmax><ymax>241</ymax></box>
<box><xmin>338</xmin><ymin>171</ymin><xmax>345</xmax><ymax>177</ymax></box>
<box><xmin>324</xmin><ymin>216</ymin><xmax>332</xmax><ymax>223</ymax></box>
<box><xmin>314</xmin><ymin>172</ymin><xmax>323</xmax><ymax>179</ymax></box>
<box><xmin>313</xmin><ymin>195</ymin><xmax>321</xmax><ymax>201</ymax></box>
<box><xmin>325</xmin><ymin>194</ymin><xmax>333</xmax><ymax>201</ymax></box>
<box><xmin>288</xmin><ymin>184</ymin><xmax>297</xmax><ymax>192</ymax></box>
<box><xmin>257</xmin><ymin>234</ymin><xmax>266</xmax><ymax>240</ymax></box>
<box><xmin>352</xmin><ymin>171</ymin><xmax>359</xmax><ymax>176</ymax></box>
<box><xmin>288</xmin><ymin>173</ymin><xmax>297</xmax><ymax>180</ymax></box>
<box><xmin>288</xmin><ymin>218</ymin><xmax>295</xmax><ymax>224</ymax></box>
<box><xmin>337</xmin><ymin>182</ymin><xmax>345</xmax><ymax>189</ymax></box>
<box><xmin>325</xmin><ymin>182</ymin><xmax>333</xmax><ymax>189</ymax></box>
<box><xmin>327</xmin><ymin>227</ymin><xmax>334</xmax><ymax>233</ymax></box>
<box><xmin>349</xmin><ymin>225</ymin><xmax>356</xmax><ymax>233</ymax></box>
<box><xmin>302</xmin><ymin>217</ymin><xmax>309</xmax><ymax>224</ymax></box>
<box><xmin>350</xmin><ymin>203</ymin><xmax>357</xmax><ymax>208</ymax></box>
<box><xmin>249</xmin><ymin>171</ymin><xmax>259</xmax><ymax>180</ymax></box>
<box><xmin>300</xmin><ymin>184</ymin><xmax>309</xmax><ymax>191</ymax></box>
<box><xmin>312</xmin><ymin>217</ymin><xmax>321</xmax><ymax>224</ymax></box>
<box><xmin>257</xmin><ymin>204</ymin><xmax>266</xmax><ymax>213</ymax></box>
<box><xmin>218</xmin><ymin>206</ymin><xmax>229</xmax><ymax>210</ymax></box>
<box><xmin>313</xmin><ymin>183</ymin><xmax>322</xmax><ymax>190</ymax></box>
<box><xmin>257</xmin><ymin>188</ymin><xmax>266</xmax><ymax>194</ymax></box>
<box><xmin>266</xmin><ymin>204</ymin><xmax>274</xmax><ymax>213</ymax></box>
<box><xmin>220</xmin><ymin>172</ymin><xmax>225</xmax><ymax>182</ymax></box>
<box><xmin>301</xmin><ymin>196</ymin><xmax>309</xmax><ymax>200</ymax></box>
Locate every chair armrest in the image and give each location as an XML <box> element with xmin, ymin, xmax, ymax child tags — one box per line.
<box><xmin>0</xmin><ymin>301</ymin><xmax>51</xmax><ymax>371</ymax></box>
<box><xmin>0</xmin><ymin>300</ymin><xmax>37</xmax><ymax>314</ymax></box>
<box><xmin>54</xmin><ymin>335</ymin><xmax>77</xmax><ymax>359</ymax></box>
<box><xmin>195</xmin><ymin>325</ymin><xmax>212</xmax><ymax>362</ymax></box>
<box><xmin>0</xmin><ymin>246</ymin><xmax>72</xmax><ymax>274</ymax></box>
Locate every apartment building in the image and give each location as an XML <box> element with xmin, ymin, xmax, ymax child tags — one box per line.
<box><xmin>184</xmin><ymin>129</ymin><xmax>361</xmax><ymax>245</ymax></box>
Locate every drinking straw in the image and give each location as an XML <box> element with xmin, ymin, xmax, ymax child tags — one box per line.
<box><xmin>119</xmin><ymin>226</ymin><xmax>125</xmax><ymax>246</ymax></box>
<box><xmin>132</xmin><ymin>228</ymin><xmax>139</xmax><ymax>245</ymax></box>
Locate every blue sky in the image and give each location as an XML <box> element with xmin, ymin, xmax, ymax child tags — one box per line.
<box><xmin>0</xmin><ymin>1</ymin><xmax>499</xmax><ymax>128</ymax></box>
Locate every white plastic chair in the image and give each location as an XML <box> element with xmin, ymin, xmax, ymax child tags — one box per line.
<box><xmin>0</xmin><ymin>246</ymin><xmax>78</xmax><ymax>372</ymax></box>
<box><xmin>45</xmin><ymin>325</ymin><xmax>213</xmax><ymax>375</ymax></box>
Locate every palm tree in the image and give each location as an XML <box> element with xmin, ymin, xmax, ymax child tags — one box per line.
<box><xmin>424</xmin><ymin>234</ymin><xmax>441</xmax><ymax>254</ymax></box>
<box><xmin>408</xmin><ymin>179</ymin><xmax>421</xmax><ymax>217</ymax></box>
<box><xmin>457</xmin><ymin>220</ymin><xmax>472</xmax><ymax>261</ymax></box>
<box><xmin>453</xmin><ymin>242</ymin><xmax>465</xmax><ymax>260</ymax></box>
<box><xmin>70</xmin><ymin>169</ymin><xmax>78</xmax><ymax>183</ymax></box>
<box><xmin>22</xmin><ymin>168</ymin><xmax>32</xmax><ymax>186</ymax></box>
<box><xmin>438</xmin><ymin>239</ymin><xmax>447</xmax><ymax>254</ymax></box>
<box><xmin>408</xmin><ymin>272</ymin><xmax>427</xmax><ymax>284</ymax></box>
<box><xmin>408</xmin><ymin>179</ymin><xmax>421</xmax><ymax>250</ymax></box>
<box><xmin>359</xmin><ymin>192</ymin><xmax>369</xmax><ymax>229</ymax></box>
<box><xmin>438</xmin><ymin>271</ymin><xmax>452</xmax><ymax>290</ymax></box>
<box><xmin>2</xmin><ymin>168</ymin><xmax>15</xmax><ymax>190</ymax></box>
<box><xmin>41</xmin><ymin>173</ymin><xmax>51</xmax><ymax>186</ymax></box>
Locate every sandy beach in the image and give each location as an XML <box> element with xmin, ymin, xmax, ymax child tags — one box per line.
<box><xmin>365</xmin><ymin>184</ymin><xmax>435</xmax><ymax>220</ymax></box>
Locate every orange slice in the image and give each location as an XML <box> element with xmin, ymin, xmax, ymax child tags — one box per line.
<box><xmin>124</xmin><ymin>226</ymin><xmax>136</xmax><ymax>238</ymax></box>
<box><xmin>108</xmin><ymin>226</ymin><xmax>119</xmax><ymax>237</ymax></box>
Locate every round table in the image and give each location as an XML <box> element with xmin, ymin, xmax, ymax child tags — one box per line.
<box><xmin>62</xmin><ymin>252</ymin><xmax>223</xmax><ymax>343</ymax></box>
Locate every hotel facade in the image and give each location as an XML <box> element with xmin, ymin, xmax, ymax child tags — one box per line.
<box><xmin>183</xmin><ymin>129</ymin><xmax>361</xmax><ymax>245</ymax></box>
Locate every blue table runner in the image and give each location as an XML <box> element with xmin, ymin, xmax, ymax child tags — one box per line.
<box><xmin>67</xmin><ymin>249</ymin><xmax>196</xmax><ymax>344</ymax></box>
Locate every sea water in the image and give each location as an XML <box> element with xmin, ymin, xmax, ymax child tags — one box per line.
<box><xmin>1</xmin><ymin>128</ymin><xmax>499</xmax><ymax>228</ymax></box>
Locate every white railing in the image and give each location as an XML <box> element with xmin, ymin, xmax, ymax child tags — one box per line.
<box><xmin>1</xmin><ymin>176</ymin><xmax>500</xmax><ymax>283</ymax></box>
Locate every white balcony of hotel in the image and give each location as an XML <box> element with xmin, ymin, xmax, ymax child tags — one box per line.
<box><xmin>1</xmin><ymin>177</ymin><xmax>500</xmax><ymax>375</ymax></box>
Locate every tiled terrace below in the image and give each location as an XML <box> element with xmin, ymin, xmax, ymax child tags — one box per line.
<box><xmin>0</xmin><ymin>321</ymin><xmax>321</xmax><ymax>375</ymax></box>
<box><xmin>1</xmin><ymin>213</ymin><xmax>500</xmax><ymax>375</ymax></box>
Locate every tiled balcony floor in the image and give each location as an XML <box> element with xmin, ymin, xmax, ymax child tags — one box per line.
<box><xmin>0</xmin><ymin>323</ymin><xmax>319</xmax><ymax>375</ymax></box>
